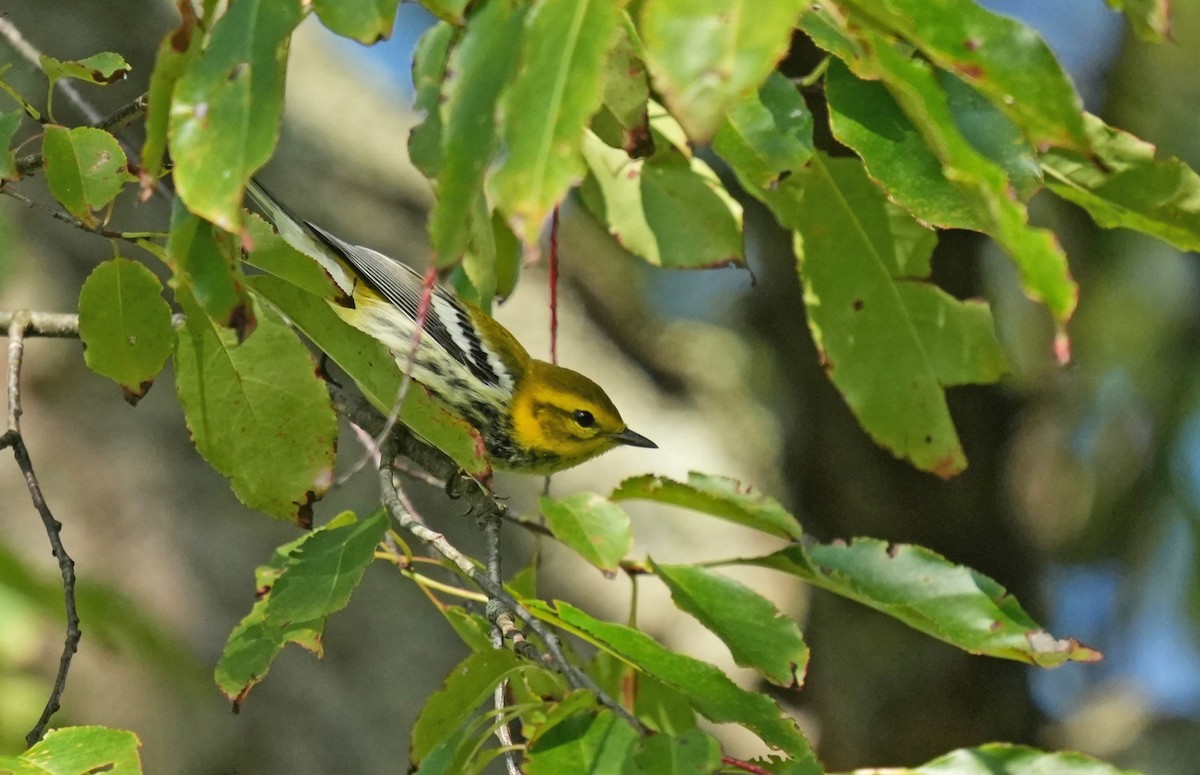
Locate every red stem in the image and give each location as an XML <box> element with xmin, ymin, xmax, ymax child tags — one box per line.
<box><xmin>721</xmin><ymin>756</ymin><xmax>773</xmax><ymax>775</ymax></box>
<box><xmin>548</xmin><ymin>207</ymin><xmax>560</xmax><ymax>365</ymax></box>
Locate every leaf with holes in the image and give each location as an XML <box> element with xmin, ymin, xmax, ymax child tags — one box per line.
<box><xmin>737</xmin><ymin>538</ymin><xmax>1102</xmax><ymax>667</ymax></box>
<box><xmin>169</xmin><ymin>0</ymin><xmax>301</xmax><ymax>230</ymax></box>
<box><xmin>788</xmin><ymin>154</ymin><xmax>1007</xmax><ymax>476</ymax></box>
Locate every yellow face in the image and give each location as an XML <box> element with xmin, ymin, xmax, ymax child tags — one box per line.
<box><xmin>508</xmin><ymin>361</ymin><xmax>655</xmax><ymax>472</ymax></box>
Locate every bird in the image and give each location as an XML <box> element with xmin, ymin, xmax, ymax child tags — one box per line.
<box><xmin>244</xmin><ymin>180</ymin><xmax>657</xmax><ymax>474</ymax></box>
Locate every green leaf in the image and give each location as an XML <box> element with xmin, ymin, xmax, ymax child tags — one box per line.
<box><xmin>408</xmin><ymin>21</ymin><xmax>456</xmax><ymax>179</ymax></box>
<box><xmin>173</xmin><ymin>295</ymin><xmax>336</xmax><ymax>525</ymax></box>
<box><xmin>491</xmin><ymin>0</ymin><xmax>621</xmax><ymax>245</ymax></box>
<box><xmin>242</xmin><ymin>212</ymin><xmax>343</xmax><ymax>298</ymax></box>
<box><xmin>421</xmin><ymin>0</ymin><xmax>471</xmax><ymax>24</ymax></box>
<box><xmin>412</xmin><ymin>725</ymin><xmax>474</xmax><ymax>775</ymax></box>
<box><xmin>246</xmin><ymin>275</ymin><xmax>490</xmax><ymax>477</ymax></box>
<box><xmin>653</xmin><ymin>562</ymin><xmax>808</xmax><ymax>687</ymax></box>
<box><xmin>41</xmin><ymin>125</ymin><xmax>133</xmax><ymax>226</ymax></box>
<box><xmin>580</xmin><ymin>115</ymin><xmax>743</xmax><ymax>268</ymax></box>
<box><xmin>601</xmin><ymin>14</ymin><xmax>650</xmax><ymax>134</ymax></box>
<box><xmin>77</xmin><ymin>258</ymin><xmax>175</xmax><ymax>403</ymax></box>
<box><xmin>0</xmin><ymin>110</ymin><xmax>22</xmax><ymax>180</ymax></box>
<box><xmin>166</xmin><ymin>200</ymin><xmax>255</xmax><ymax>337</ymax></box>
<box><xmin>39</xmin><ymin>52</ymin><xmax>131</xmax><ymax>86</ymax></box>
<box><xmin>142</xmin><ymin>5</ymin><xmax>201</xmax><ymax>181</ymax></box>
<box><xmin>738</xmin><ymin>539</ymin><xmax>1102</xmax><ymax>668</ymax></box>
<box><xmin>410</xmin><ymin>649</ymin><xmax>528</xmax><ymax>764</ymax></box>
<box><xmin>539</xmin><ymin>493</ymin><xmax>633</xmax><ymax>575</ymax></box>
<box><xmin>440</xmin><ymin>606</ymin><xmax>495</xmax><ymax>653</ymax></box>
<box><xmin>265</xmin><ymin>510</ymin><xmax>387</xmax><ymax>623</ymax></box>
<box><xmin>937</xmin><ymin>70</ymin><xmax>1042</xmax><ymax>202</ymax></box>
<box><xmin>169</xmin><ymin>0</ymin><xmax>302</xmax><ymax>231</ymax></box>
<box><xmin>589</xmin><ymin>651</ymin><xmax>697</xmax><ymax>735</ymax></box>
<box><xmin>788</xmin><ymin>154</ymin><xmax>1007</xmax><ymax>476</ymax></box>
<box><xmin>639</xmin><ymin>0</ymin><xmax>807</xmax><ymax>141</ymax></box>
<box><xmin>611</xmin><ymin>472</ymin><xmax>802</xmax><ymax>540</ymax></box>
<box><xmin>825</xmin><ymin>58</ymin><xmax>981</xmax><ymax>231</ymax></box>
<box><xmin>214</xmin><ymin>512</ymin><xmax>384</xmax><ymax>702</ymax></box>
<box><xmin>1042</xmin><ymin>113</ymin><xmax>1200</xmax><ymax>253</ymax></box>
<box><xmin>622</xmin><ymin>729</ymin><xmax>723</xmax><ymax>775</ymax></box>
<box><xmin>866</xmin><ymin>742</ymin><xmax>1138</xmax><ymax>775</ymax></box>
<box><xmin>313</xmin><ymin>0</ymin><xmax>400</xmax><ymax>44</ymax></box>
<box><xmin>867</xmin><ymin>39</ymin><xmax>1078</xmax><ymax>329</ymax></box>
<box><xmin>856</xmin><ymin>0</ymin><xmax>1088</xmax><ymax>151</ymax></box>
<box><xmin>0</xmin><ymin>726</ymin><xmax>142</xmax><ymax>775</ymax></box>
<box><xmin>1104</xmin><ymin>0</ymin><xmax>1171</xmax><ymax>41</ymax></box>
<box><xmin>527</xmin><ymin>600</ymin><xmax>819</xmax><ymax>766</ymax></box>
<box><xmin>525</xmin><ymin>709</ymin><xmax>638</xmax><ymax>775</ymax></box>
<box><xmin>713</xmin><ymin>71</ymin><xmax>814</xmax><ymax>192</ymax></box>
<box><xmin>428</xmin><ymin>0</ymin><xmax>526</xmax><ymax>266</ymax></box>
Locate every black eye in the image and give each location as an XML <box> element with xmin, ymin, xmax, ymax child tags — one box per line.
<box><xmin>572</xmin><ymin>410</ymin><xmax>595</xmax><ymax>428</ymax></box>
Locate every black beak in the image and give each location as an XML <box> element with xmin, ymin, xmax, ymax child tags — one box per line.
<box><xmin>611</xmin><ymin>427</ymin><xmax>657</xmax><ymax>449</ymax></box>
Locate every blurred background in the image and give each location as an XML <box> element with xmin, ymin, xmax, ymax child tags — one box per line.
<box><xmin>1</xmin><ymin>0</ymin><xmax>1198</xmax><ymax>772</ymax></box>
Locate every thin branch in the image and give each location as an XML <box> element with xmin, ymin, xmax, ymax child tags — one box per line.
<box><xmin>0</xmin><ymin>312</ymin><xmax>648</xmax><ymax>739</ymax></box>
<box><xmin>0</xmin><ymin>186</ymin><xmax>151</xmax><ymax>246</ymax></box>
<box><xmin>0</xmin><ymin>15</ymin><xmax>105</xmax><ymax>125</ymax></box>
<box><xmin>1</xmin><ymin>312</ymin><xmax>80</xmax><ymax>747</ymax></box>
<box><xmin>483</xmin><ymin>505</ymin><xmax>522</xmax><ymax>775</ymax></box>
<box><xmin>377</xmin><ymin>436</ymin><xmax>647</xmax><ymax>735</ymax></box>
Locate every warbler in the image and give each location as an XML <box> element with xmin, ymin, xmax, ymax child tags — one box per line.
<box><xmin>245</xmin><ymin>180</ymin><xmax>656</xmax><ymax>473</ymax></box>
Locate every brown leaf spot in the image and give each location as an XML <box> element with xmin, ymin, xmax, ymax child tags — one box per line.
<box><xmin>930</xmin><ymin>454</ymin><xmax>962</xmax><ymax>480</ymax></box>
<box><xmin>121</xmin><ymin>379</ymin><xmax>154</xmax><ymax>405</ymax></box>
<box><xmin>963</xmin><ymin>38</ymin><xmax>981</xmax><ymax>51</ymax></box>
<box><xmin>852</xmin><ymin>299</ymin><xmax>864</xmax><ymax>312</ymax></box>
<box><xmin>956</xmin><ymin>63</ymin><xmax>985</xmax><ymax>80</ymax></box>
<box><xmin>170</xmin><ymin>0</ymin><xmax>198</xmax><ymax>51</ymax></box>
<box><xmin>295</xmin><ymin>490</ymin><xmax>317</xmax><ymax>530</ymax></box>
<box><xmin>227</xmin><ymin>301</ymin><xmax>257</xmax><ymax>344</ymax></box>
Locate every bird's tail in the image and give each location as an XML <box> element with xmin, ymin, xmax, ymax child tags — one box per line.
<box><xmin>245</xmin><ymin>178</ymin><xmax>355</xmax><ymax>294</ymax></box>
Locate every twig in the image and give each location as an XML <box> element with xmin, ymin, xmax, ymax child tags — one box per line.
<box><xmin>0</xmin><ymin>186</ymin><xmax>150</xmax><ymax>246</ymax></box>
<box><xmin>0</xmin><ymin>16</ymin><xmax>104</xmax><ymax>125</ymax></box>
<box><xmin>0</xmin><ymin>311</ymin><xmax>81</xmax><ymax>338</ymax></box>
<box><xmin>0</xmin><ymin>312</ymin><xmax>80</xmax><ymax>746</ymax></box>
<box><xmin>483</xmin><ymin>506</ymin><xmax>522</xmax><ymax>775</ymax></box>
<box><xmin>377</xmin><ymin>436</ymin><xmax>647</xmax><ymax>735</ymax></box>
